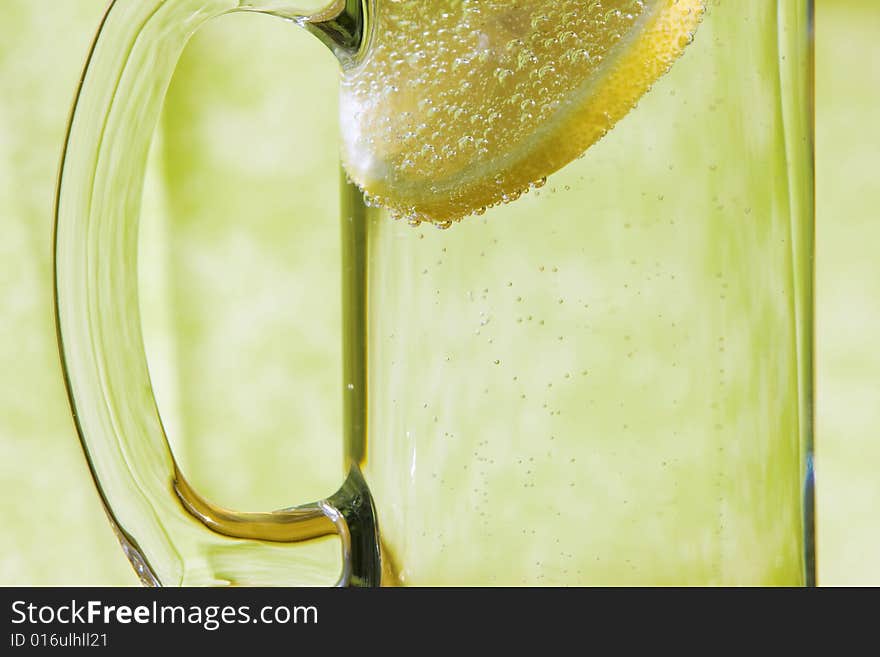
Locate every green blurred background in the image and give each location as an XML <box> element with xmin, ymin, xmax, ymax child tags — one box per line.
<box><xmin>0</xmin><ymin>0</ymin><xmax>876</xmax><ymax>585</ymax></box>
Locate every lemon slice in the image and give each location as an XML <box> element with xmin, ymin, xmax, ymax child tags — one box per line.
<box><xmin>339</xmin><ymin>0</ymin><xmax>704</xmax><ymax>225</ymax></box>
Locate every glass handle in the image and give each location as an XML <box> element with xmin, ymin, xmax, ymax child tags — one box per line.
<box><xmin>54</xmin><ymin>0</ymin><xmax>378</xmax><ymax>586</ymax></box>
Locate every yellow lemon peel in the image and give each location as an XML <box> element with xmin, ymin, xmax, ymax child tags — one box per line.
<box><xmin>341</xmin><ymin>0</ymin><xmax>705</xmax><ymax>225</ymax></box>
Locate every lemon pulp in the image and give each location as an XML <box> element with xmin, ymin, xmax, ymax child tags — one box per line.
<box><xmin>340</xmin><ymin>0</ymin><xmax>704</xmax><ymax>226</ymax></box>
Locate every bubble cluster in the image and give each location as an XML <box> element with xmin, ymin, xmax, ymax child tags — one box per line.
<box><xmin>340</xmin><ymin>0</ymin><xmax>704</xmax><ymax>225</ymax></box>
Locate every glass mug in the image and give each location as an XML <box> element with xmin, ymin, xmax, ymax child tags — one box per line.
<box><xmin>54</xmin><ymin>0</ymin><xmax>814</xmax><ymax>586</ymax></box>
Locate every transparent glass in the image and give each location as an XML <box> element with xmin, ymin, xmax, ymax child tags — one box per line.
<box><xmin>55</xmin><ymin>0</ymin><xmax>379</xmax><ymax>587</ymax></box>
<box><xmin>55</xmin><ymin>0</ymin><xmax>814</xmax><ymax>586</ymax></box>
<box><xmin>361</xmin><ymin>1</ymin><xmax>815</xmax><ymax>585</ymax></box>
